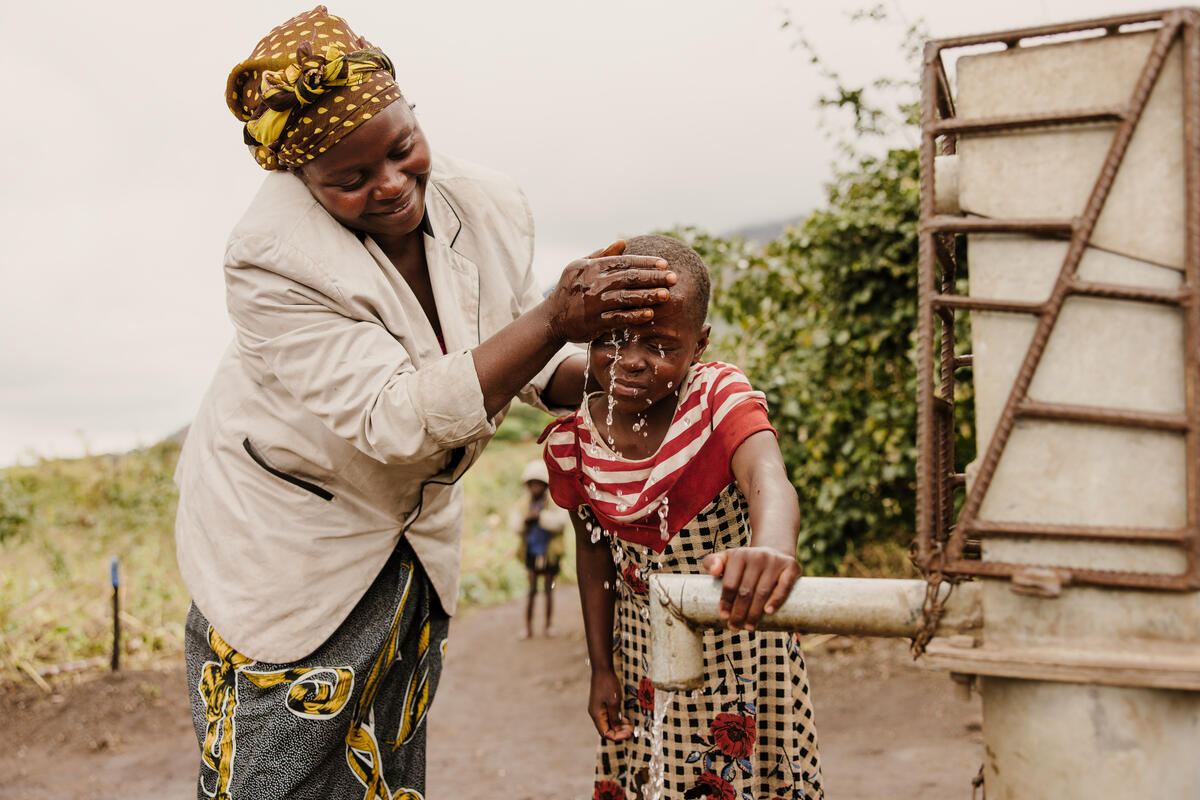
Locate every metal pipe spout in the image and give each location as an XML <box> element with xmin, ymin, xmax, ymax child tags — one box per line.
<box><xmin>648</xmin><ymin>574</ymin><xmax>981</xmax><ymax>690</ymax></box>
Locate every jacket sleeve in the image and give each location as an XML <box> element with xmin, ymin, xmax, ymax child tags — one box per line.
<box><xmin>505</xmin><ymin>188</ymin><xmax>582</xmax><ymax>418</ymax></box>
<box><xmin>225</xmin><ymin>239</ymin><xmax>495</xmax><ymax>466</ymax></box>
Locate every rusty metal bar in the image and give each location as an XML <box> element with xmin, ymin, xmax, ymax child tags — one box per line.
<box><xmin>964</xmin><ymin>519</ymin><xmax>1193</xmax><ymax>544</ymax></box>
<box><xmin>933</xmin><ymin>294</ymin><xmax>1044</xmax><ymax>314</ymax></box>
<box><xmin>1017</xmin><ymin>400</ymin><xmax>1190</xmax><ymax>432</ymax></box>
<box><xmin>1181</xmin><ymin>10</ymin><xmax>1200</xmax><ymax>581</ymax></box>
<box><xmin>916</xmin><ymin>39</ymin><xmax>941</xmax><ymax>571</ymax></box>
<box><xmin>934</xmin><ymin>51</ymin><xmax>958</xmax><ymax>155</ymax></box>
<box><xmin>922</xmin><ymin>216</ymin><xmax>1076</xmax><ymax>234</ymax></box>
<box><xmin>932</xmin><ymin>9</ymin><xmax>1175</xmax><ymax>50</ymax></box>
<box><xmin>936</xmin><ymin>558</ymin><xmax>1198</xmax><ymax>591</ymax></box>
<box><xmin>938</xmin><ymin>233</ymin><xmax>959</xmax><ymax>539</ymax></box>
<box><xmin>932</xmin><ymin>106</ymin><xmax>1127</xmax><ymax>136</ymax></box>
<box><xmin>932</xmin><ymin>233</ymin><xmax>958</xmax><ymax>280</ymax></box>
<box><xmin>1068</xmin><ymin>280</ymin><xmax>1190</xmax><ymax>305</ymax></box>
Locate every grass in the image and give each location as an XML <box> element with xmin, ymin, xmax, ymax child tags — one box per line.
<box><xmin>0</xmin><ymin>441</ymin><xmax>187</xmax><ymax>684</ymax></box>
<box><xmin>0</xmin><ymin>406</ymin><xmax>565</xmax><ymax>684</ymax></box>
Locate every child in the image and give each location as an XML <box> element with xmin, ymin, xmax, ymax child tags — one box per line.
<box><xmin>509</xmin><ymin>459</ymin><xmax>568</xmax><ymax>638</ymax></box>
<box><xmin>541</xmin><ymin>235</ymin><xmax>823</xmax><ymax>800</ymax></box>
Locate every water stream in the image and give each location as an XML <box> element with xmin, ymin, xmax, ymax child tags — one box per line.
<box><xmin>593</xmin><ymin>327</ymin><xmax>681</xmax><ymax>800</ymax></box>
<box><xmin>641</xmin><ymin>688</ymin><xmax>676</xmax><ymax>800</ymax></box>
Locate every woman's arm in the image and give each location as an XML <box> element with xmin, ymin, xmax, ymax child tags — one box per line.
<box><xmin>225</xmin><ymin>243</ymin><xmax>671</xmax><ymax>466</ymax></box>
<box><xmin>571</xmin><ymin>508</ymin><xmax>633</xmax><ymax>741</ymax></box>
<box><xmin>702</xmin><ymin>430</ymin><xmax>802</xmax><ymax>631</ymax></box>
<box><xmin>539</xmin><ymin>353</ymin><xmax>587</xmax><ymax>411</ymax></box>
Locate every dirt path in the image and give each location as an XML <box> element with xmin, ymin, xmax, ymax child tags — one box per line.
<box><xmin>0</xmin><ymin>587</ymin><xmax>983</xmax><ymax>799</ymax></box>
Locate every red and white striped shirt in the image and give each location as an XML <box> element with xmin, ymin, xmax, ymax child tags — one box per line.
<box><xmin>540</xmin><ymin>361</ymin><xmax>775</xmax><ymax>551</ymax></box>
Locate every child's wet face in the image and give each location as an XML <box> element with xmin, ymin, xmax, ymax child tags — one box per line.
<box><xmin>588</xmin><ymin>293</ymin><xmax>709</xmax><ymax>416</ymax></box>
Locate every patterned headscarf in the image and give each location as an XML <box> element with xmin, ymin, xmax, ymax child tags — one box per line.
<box><xmin>226</xmin><ymin>6</ymin><xmax>404</xmax><ymax>170</ymax></box>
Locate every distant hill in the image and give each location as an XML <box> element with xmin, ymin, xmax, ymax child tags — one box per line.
<box><xmin>724</xmin><ymin>214</ymin><xmax>805</xmax><ymax>246</ymax></box>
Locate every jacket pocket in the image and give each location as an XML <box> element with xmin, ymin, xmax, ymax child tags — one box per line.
<box><xmin>242</xmin><ymin>438</ymin><xmax>334</xmax><ymax>501</ymax></box>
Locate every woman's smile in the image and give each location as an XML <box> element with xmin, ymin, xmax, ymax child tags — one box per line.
<box><xmin>372</xmin><ymin>190</ymin><xmax>416</xmax><ymax>217</ymax></box>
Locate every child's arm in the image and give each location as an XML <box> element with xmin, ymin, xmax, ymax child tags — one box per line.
<box><xmin>702</xmin><ymin>430</ymin><xmax>802</xmax><ymax>631</ymax></box>
<box><xmin>571</xmin><ymin>508</ymin><xmax>634</xmax><ymax>741</ymax></box>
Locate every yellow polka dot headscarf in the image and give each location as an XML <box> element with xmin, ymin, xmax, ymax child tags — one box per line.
<box><xmin>226</xmin><ymin>6</ymin><xmax>404</xmax><ymax>170</ymax></box>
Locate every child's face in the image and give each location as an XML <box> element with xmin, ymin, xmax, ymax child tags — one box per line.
<box><xmin>588</xmin><ymin>292</ymin><xmax>710</xmax><ymax>416</ymax></box>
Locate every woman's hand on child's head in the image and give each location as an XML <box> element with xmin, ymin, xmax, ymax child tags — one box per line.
<box><xmin>544</xmin><ymin>240</ymin><xmax>676</xmax><ymax>343</ymax></box>
<box><xmin>702</xmin><ymin>547</ymin><xmax>801</xmax><ymax>632</ymax></box>
<box><xmin>589</xmin><ymin>668</ymin><xmax>634</xmax><ymax>741</ymax></box>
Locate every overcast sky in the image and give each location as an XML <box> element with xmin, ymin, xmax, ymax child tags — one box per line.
<box><xmin>0</xmin><ymin>0</ymin><xmax>1172</xmax><ymax>464</ymax></box>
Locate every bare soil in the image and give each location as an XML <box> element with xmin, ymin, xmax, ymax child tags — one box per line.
<box><xmin>0</xmin><ymin>587</ymin><xmax>983</xmax><ymax>799</ymax></box>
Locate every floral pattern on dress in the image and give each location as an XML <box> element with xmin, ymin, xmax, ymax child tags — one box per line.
<box><xmin>593</xmin><ymin>778</ymin><xmax>627</xmax><ymax>800</ymax></box>
<box><xmin>580</xmin><ymin>487</ymin><xmax>823</xmax><ymax>800</ymax></box>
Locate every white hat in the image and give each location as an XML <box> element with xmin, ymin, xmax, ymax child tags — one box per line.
<box><xmin>521</xmin><ymin>460</ymin><xmax>549</xmax><ymax>485</ymax></box>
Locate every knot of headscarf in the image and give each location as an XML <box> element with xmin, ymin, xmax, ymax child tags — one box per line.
<box><xmin>246</xmin><ymin>42</ymin><xmax>394</xmax><ymax>150</ymax></box>
<box><xmin>226</xmin><ymin>6</ymin><xmax>404</xmax><ymax>170</ymax></box>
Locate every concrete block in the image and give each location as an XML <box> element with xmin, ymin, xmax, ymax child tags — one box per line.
<box><xmin>967</xmin><ymin>234</ymin><xmax>1185</xmax><ymax>460</ymax></box>
<box><xmin>955</xmin><ymin>30</ymin><xmax>1185</xmax><ymax>271</ymax></box>
<box><xmin>980</xmin><ymin>678</ymin><xmax>1200</xmax><ymax>799</ymax></box>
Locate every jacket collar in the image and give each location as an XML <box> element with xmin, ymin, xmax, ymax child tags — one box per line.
<box><xmin>424</xmin><ymin>158</ymin><xmax>463</xmax><ymax>247</ymax></box>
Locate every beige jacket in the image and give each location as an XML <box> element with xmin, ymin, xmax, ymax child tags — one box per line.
<box><xmin>175</xmin><ymin>153</ymin><xmax>574</xmax><ymax>662</ymax></box>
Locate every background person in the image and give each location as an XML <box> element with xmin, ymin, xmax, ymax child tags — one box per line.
<box><xmin>510</xmin><ymin>459</ymin><xmax>568</xmax><ymax>638</ymax></box>
<box><xmin>173</xmin><ymin>7</ymin><xmax>674</xmax><ymax>799</ymax></box>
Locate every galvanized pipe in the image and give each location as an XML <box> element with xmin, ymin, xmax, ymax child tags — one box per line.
<box><xmin>647</xmin><ymin>575</ymin><xmax>981</xmax><ymax>690</ymax></box>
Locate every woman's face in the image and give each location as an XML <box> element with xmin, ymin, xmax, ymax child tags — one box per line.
<box><xmin>296</xmin><ymin>99</ymin><xmax>432</xmax><ymax>244</ymax></box>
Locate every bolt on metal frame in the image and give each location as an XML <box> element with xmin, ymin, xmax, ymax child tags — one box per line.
<box><xmin>915</xmin><ymin>8</ymin><xmax>1200</xmax><ymax>596</ymax></box>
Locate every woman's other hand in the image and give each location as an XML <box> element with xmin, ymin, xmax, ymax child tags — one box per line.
<box><xmin>588</xmin><ymin>667</ymin><xmax>634</xmax><ymax>741</ymax></box>
<box><xmin>544</xmin><ymin>240</ymin><xmax>676</xmax><ymax>343</ymax></box>
<box><xmin>701</xmin><ymin>546</ymin><xmax>801</xmax><ymax>632</ymax></box>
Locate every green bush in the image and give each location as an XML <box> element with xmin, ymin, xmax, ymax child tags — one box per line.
<box><xmin>0</xmin><ymin>475</ymin><xmax>32</xmax><ymax>544</ymax></box>
<box><xmin>676</xmin><ymin>146</ymin><xmax>972</xmax><ymax>574</ymax></box>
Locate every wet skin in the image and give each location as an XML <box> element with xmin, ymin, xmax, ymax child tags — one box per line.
<box><xmin>586</xmin><ymin>294</ymin><xmax>710</xmax><ymax>460</ymax></box>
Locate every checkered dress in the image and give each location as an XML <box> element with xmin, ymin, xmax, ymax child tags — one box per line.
<box><xmin>584</xmin><ymin>484</ymin><xmax>823</xmax><ymax>800</ymax></box>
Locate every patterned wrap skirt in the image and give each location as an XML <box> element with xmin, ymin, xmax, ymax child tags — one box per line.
<box><xmin>585</xmin><ymin>485</ymin><xmax>823</xmax><ymax>800</ymax></box>
<box><xmin>184</xmin><ymin>540</ymin><xmax>448</xmax><ymax>800</ymax></box>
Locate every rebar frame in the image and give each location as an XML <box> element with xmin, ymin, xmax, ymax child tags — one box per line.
<box><xmin>916</xmin><ymin>8</ymin><xmax>1200</xmax><ymax>595</ymax></box>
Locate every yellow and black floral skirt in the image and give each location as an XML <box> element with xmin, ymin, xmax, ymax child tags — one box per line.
<box><xmin>184</xmin><ymin>541</ymin><xmax>448</xmax><ymax>800</ymax></box>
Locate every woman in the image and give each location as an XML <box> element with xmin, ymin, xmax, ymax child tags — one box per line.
<box><xmin>174</xmin><ymin>7</ymin><xmax>673</xmax><ymax>799</ymax></box>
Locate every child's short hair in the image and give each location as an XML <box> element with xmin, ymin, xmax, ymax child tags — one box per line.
<box><xmin>622</xmin><ymin>235</ymin><xmax>711</xmax><ymax>327</ymax></box>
